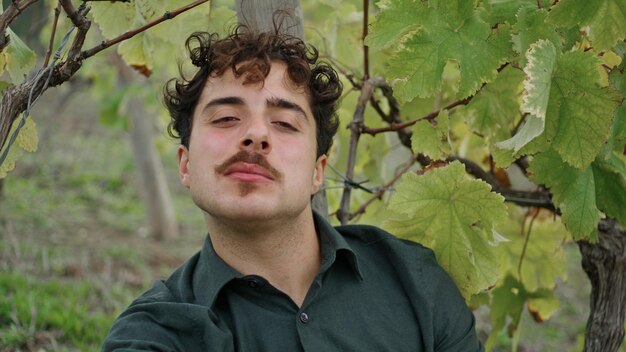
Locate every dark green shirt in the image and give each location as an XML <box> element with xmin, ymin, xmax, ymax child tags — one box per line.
<box><xmin>103</xmin><ymin>213</ymin><xmax>483</xmax><ymax>351</ymax></box>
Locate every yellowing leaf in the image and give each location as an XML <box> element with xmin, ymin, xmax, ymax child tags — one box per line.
<box><xmin>118</xmin><ymin>22</ymin><xmax>153</xmax><ymax>77</ymax></box>
<box><xmin>522</xmin><ymin>40</ymin><xmax>557</xmax><ymax>119</ymax></box>
<box><xmin>548</xmin><ymin>0</ymin><xmax>626</xmax><ymax>51</ymax></box>
<box><xmin>0</xmin><ymin>116</ymin><xmax>38</xmax><ymax>179</ymax></box>
<box><xmin>3</xmin><ymin>28</ymin><xmax>36</xmax><ymax>83</ymax></box>
<box><xmin>527</xmin><ymin>289</ymin><xmax>560</xmax><ymax>322</ymax></box>
<box><xmin>384</xmin><ymin>161</ymin><xmax>507</xmax><ymax>298</ymax></box>
<box><xmin>15</xmin><ymin>115</ymin><xmax>38</xmax><ymax>152</ymax></box>
<box><xmin>496</xmin><ymin>208</ymin><xmax>569</xmax><ymax>291</ymax></box>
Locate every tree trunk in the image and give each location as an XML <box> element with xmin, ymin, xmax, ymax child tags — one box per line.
<box><xmin>579</xmin><ymin>219</ymin><xmax>626</xmax><ymax>352</ymax></box>
<box><xmin>235</xmin><ymin>0</ymin><xmax>329</xmax><ymax>217</ymax></box>
<box><xmin>126</xmin><ymin>90</ymin><xmax>179</xmax><ymax>241</ymax></box>
<box><xmin>115</xmin><ymin>58</ymin><xmax>179</xmax><ymax>241</ymax></box>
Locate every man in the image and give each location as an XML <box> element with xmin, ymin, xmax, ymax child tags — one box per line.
<box><xmin>103</xmin><ymin>26</ymin><xmax>483</xmax><ymax>351</ymax></box>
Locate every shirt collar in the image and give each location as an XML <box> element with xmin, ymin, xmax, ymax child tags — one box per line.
<box><xmin>192</xmin><ymin>211</ymin><xmax>364</xmax><ymax>308</ymax></box>
<box><xmin>313</xmin><ymin>211</ymin><xmax>363</xmax><ymax>281</ymax></box>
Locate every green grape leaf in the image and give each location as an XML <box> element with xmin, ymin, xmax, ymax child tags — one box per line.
<box><xmin>496</xmin><ymin>209</ymin><xmax>569</xmax><ymax>292</ymax></box>
<box><xmin>485</xmin><ymin>0</ymin><xmax>537</xmax><ymax>25</ymax></box>
<box><xmin>384</xmin><ymin>161</ymin><xmax>508</xmax><ymax>297</ymax></box>
<box><xmin>0</xmin><ymin>116</ymin><xmax>38</xmax><ymax>179</ymax></box>
<box><xmin>365</xmin><ymin>0</ymin><xmax>424</xmax><ymax>50</ymax></box>
<box><xmin>90</xmin><ymin>1</ymin><xmax>135</xmax><ymax>39</ymax></box>
<box><xmin>511</xmin><ymin>7</ymin><xmax>561</xmax><ymax>67</ymax></box>
<box><xmin>465</xmin><ymin>65</ymin><xmax>524</xmax><ymax>140</ymax></box>
<box><xmin>529</xmin><ymin>149</ymin><xmax>600</xmax><ymax>240</ymax></box>
<box><xmin>486</xmin><ymin>275</ymin><xmax>526</xmax><ymax>350</ymax></box>
<box><xmin>548</xmin><ymin>0</ymin><xmax>626</xmax><ymax>51</ymax></box>
<box><xmin>138</xmin><ymin>0</ymin><xmax>215</xmax><ymax>45</ymax></box>
<box><xmin>380</xmin><ymin>1</ymin><xmax>511</xmax><ymax>101</ymax></box>
<box><xmin>612</xmin><ymin>103</ymin><xmax>626</xmax><ymax>152</ymax></box>
<box><xmin>487</xmin><ymin>274</ymin><xmax>560</xmax><ymax>349</ymax></box>
<box><xmin>548</xmin><ymin>51</ymin><xmax>621</xmax><ymax>169</ymax></box>
<box><xmin>592</xmin><ymin>154</ymin><xmax>626</xmax><ymax>225</ymax></box>
<box><xmin>411</xmin><ymin>110</ymin><xmax>451</xmax><ymax>160</ymax></box>
<box><xmin>2</xmin><ymin>28</ymin><xmax>36</xmax><ymax>83</ymax></box>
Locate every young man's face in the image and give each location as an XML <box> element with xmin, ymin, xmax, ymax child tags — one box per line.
<box><xmin>178</xmin><ymin>62</ymin><xmax>326</xmax><ymax>224</ymax></box>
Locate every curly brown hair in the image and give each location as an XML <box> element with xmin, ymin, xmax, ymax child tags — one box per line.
<box><xmin>164</xmin><ymin>25</ymin><xmax>343</xmax><ymax>158</ymax></box>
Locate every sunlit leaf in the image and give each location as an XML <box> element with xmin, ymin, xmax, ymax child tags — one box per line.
<box><xmin>411</xmin><ymin>110</ymin><xmax>451</xmax><ymax>160</ymax></box>
<box><xmin>496</xmin><ymin>208</ymin><xmax>569</xmax><ymax>292</ymax></box>
<box><xmin>0</xmin><ymin>116</ymin><xmax>38</xmax><ymax>178</ymax></box>
<box><xmin>384</xmin><ymin>161</ymin><xmax>507</xmax><ymax>298</ymax></box>
<box><xmin>90</xmin><ymin>1</ymin><xmax>135</xmax><ymax>39</ymax></box>
<box><xmin>370</xmin><ymin>0</ymin><xmax>512</xmax><ymax>101</ymax></box>
<box><xmin>548</xmin><ymin>0</ymin><xmax>626</xmax><ymax>51</ymax></box>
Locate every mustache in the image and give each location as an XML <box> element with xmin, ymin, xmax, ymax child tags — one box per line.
<box><xmin>215</xmin><ymin>151</ymin><xmax>282</xmax><ymax>180</ymax></box>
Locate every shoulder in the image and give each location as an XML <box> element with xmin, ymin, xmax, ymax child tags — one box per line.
<box><xmin>102</xmin><ymin>253</ymin><xmax>205</xmax><ymax>351</ymax></box>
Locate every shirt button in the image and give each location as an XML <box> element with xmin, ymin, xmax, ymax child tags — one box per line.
<box><xmin>248</xmin><ymin>279</ymin><xmax>259</xmax><ymax>288</ymax></box>
<box><xmin>299</xmin><ymin>312</ymin><xmax>309</xmax><ymax>324</ymax></box>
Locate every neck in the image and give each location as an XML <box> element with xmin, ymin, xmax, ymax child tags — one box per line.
<box><xmin>206</xmin><ymin>209</ymin><xmax>320</xmax><ymax>307</ymax></box>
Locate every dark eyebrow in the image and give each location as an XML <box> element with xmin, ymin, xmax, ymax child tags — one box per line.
<box><xmin>201</xmin><ymin>96</ymin><xmax>245</xmax><ymax>114</ymax></box>
<box><xmin>266</xmin><ymin>97</ymin><xmax>308</xmax><ymax>120</ymax></box>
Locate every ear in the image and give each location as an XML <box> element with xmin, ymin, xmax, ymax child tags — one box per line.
<box><xmin>178</xmin><ymin>145</ymin><xmax>191</xmax><ymax>188</ymax></box>
<box><xmin>311</xmin><ymin>154</ymin><xmax>327</xmax><ymax>194</ymax></box>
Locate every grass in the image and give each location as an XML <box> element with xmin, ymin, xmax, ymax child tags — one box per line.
<box><xmin>1</xmin><ymin>86</ymin><xmax>624</xmax><ymax>351</ymax></box>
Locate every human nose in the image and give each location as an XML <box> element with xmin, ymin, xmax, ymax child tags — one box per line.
<box><xmin>240</xmin><ymin>118</ymin><xmax>271</xmax><ymax>153</ymax></box>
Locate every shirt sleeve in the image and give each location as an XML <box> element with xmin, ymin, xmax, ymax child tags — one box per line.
<box><xmin>427</xmin><ymin>258</ymin><xmax>484</xmax><ymax>352</ymax></box>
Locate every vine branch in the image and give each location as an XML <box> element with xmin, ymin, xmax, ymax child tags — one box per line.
<box><xmin>0</xmin><ymin>0</ymin><xmax>209</xmax><ymax>155</ymax></box>
<box><xmin>43</xmin><ymin>2</ymin><xmax>62</xmax><ymax>68</ymax></box>
<box><xmin>337</xmin><ymin>76</ymin><xmax>385</xmax><ymax>224</ymax></box>
<box><xmin>361</xmin><ymin>97</ymin><xmax>472</xmax><ymax>136</ymax></box>
<box><xmin>362</xmin><ymin>0</ymin><xmax>369</xmax><ymax>80</ymax></box>
<box><xmin>349</xmin><ymin>153</ymin><xmax>420</xmax><ymax>221</ymax></box>
<box><xmin>80</xmin><ymin>0</ymin><xmax>209</xmax><ymax>60</ymax></box>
